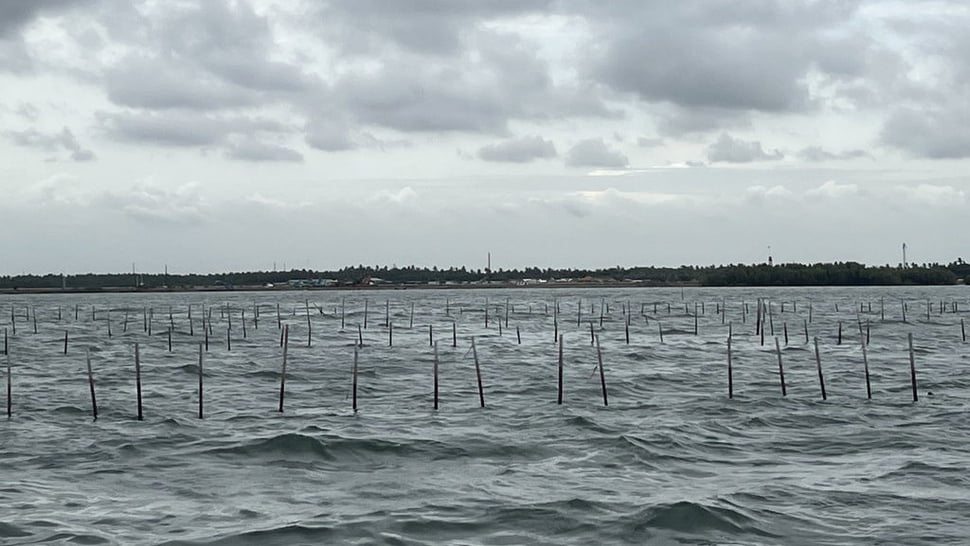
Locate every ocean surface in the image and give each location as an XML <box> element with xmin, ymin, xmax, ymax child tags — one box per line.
<box><xmin>1</xmin><ymin>286</ymin><xmax>968</xmax><ymax>545</ymax></box>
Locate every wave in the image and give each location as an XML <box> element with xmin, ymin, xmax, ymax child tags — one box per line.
<box><xmin>627</xmin><ymin>500</ymin><xmax>777</xmax><ymax>537</ymax></box>
<box><xmin>0</xmin><ymin>522</ymin><xmax>30</xmax><ymax>538</ymax></box>
<box><xmin>159</xmin><ymin>523</ymin><xmax>335</xmax><ymax>546</ymax></box>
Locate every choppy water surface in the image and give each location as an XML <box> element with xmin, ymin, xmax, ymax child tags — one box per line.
<box><xmin>1</xmin><ymin>286</ymin><xmax>968</xmax><ymax>545</ymax></box>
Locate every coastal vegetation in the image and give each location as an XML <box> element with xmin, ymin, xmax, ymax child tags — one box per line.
<box><xmin>0</xmin><ymin>261</ymin><xmax>966</xmax><ymax>291</ymax></box>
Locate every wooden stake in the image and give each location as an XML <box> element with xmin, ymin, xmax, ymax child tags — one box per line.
<box><xmin>962</xmin><ymin>318</ymin><xmax>966</xmax><ymax>342</ymax></box>
<box><xmin>861</xmin><ymin>336</ymin><xmax>871</xmax><ymax>400</ymax></box>
<box><xmin>388</xmin><ymin>322</ymin><xmax>393</xmax><ymax>347</ymax></box>
<box><xmin>352</xmin><ymin>346</ymin><xmax>358</xmax><ymax>412</ymax></box>
<box><xmin>5</xmin><ymin>352</ymin><xmax>10</xmax><ymax>418</ymax></box>
<box><xmin>305</xmin><ymin>300</ymin><xmax>312</xmax><ymax>348</ymax></box>
<box><xmin>803</xmin><ymin>319</ymin><xmax>809</xmax><ymax>344</ymax></box>
<box><xmin>433</xmin><ymin>341</ymin><xmax>439</xmax><ymax>410</ymax></box>
<box><xmin>557</xmin><ymin>336</ymin><xmax>563</xmax><ymax>406</ymax></box>
<box><xmin>908</xmin><ymin>333</ymin><xmax>918</xmax><ymax>402</ymax></box>
<box><xmin>357</xmin><ymin>324</ymin><xmax>363</xmax><ymax>347</ymax></box>
<box><xmin>775</xmin><ymin>337</ymin><xmax>786</xmax><ymax>396</ymax></box>
<box><xmin>429</xmin><ymin>324</ymin><xmax>433</xmax><ymax>347</ymax></box>
<box><xmin>63</xmin><ymin>330</ymin><xmax>68</xmax><ymax>354</ymax></box>
<box><xmin>134</xmin><ymin>343</ymin><xmax>143</xmax><ymax>420</ymax></box>
<box><xmin>84</xmin><ymin>349</ymin><xmax>98</xmax><ymax>420</ymax></box>
<box><xmin>340</xmin><ymin>299</ymin><xmax>345</xmax><ymax>329</ymax></box>
<box><xmin>198</xmin><ymin>343</ymin><xmax>204</xmax><ymax>419</ymax></box>
<box><xmin>452</xmin><ymin>322</ymin><xmax>457</xmax><ymax>348</ymax></box>
<box><xmin>516</xmin><ymin>325</ymin><xmax>521</xmax><ymax>344</ymax></box>
<box><xmin>472</xmin><ymin>337</ymin><xmax>484</xmax><ymax>408</ymax></box>
<box><xmin>813</xmin><ymin>337</ymin><xmax>826</xmax><ymax>401</ymax></box>
<box><xmin>783</xmin><ymin>322</ymin><xmax>788</xmax><ymax>345</ymax></box>
<box><xmin>410</xmin><ymin>302</ymin><xmax>414</xmax><ymax>329</ymax></box>
<box><xmin>364</xmin><ymin>299</ymin><xmax>369</xmax><ymax>329</ymax></box>
<box><xmin>595</xmin><ymin>335</ymin><xmax>608</xmax><ymax>406</ymax></box>
<box><xmin>278</xmin><ymin>325</ymin><xmax>289</xmax><ymax>412</ymax></box>
<box><xmin>837</xmin><ymin>321</ymin><xmax>842</xmax><ymax>345</ymax></box>
<box><xmin>658</xmin><ymin>322</ymin><xmax>664</xmax><ymax>343</ymax></box>
<box><xmin>727</xmin><ymin>335</ymin><xmax>733</xmax><ymax>399</ymax></box>
<box><xmin>385</xmin><ymin>299</ymin><xmax>389</xmax><ymax>328</ymax></box>
<box><xmin>168</xmin><ymin>327</ymin><xmax>173</xmax><ymax>352</ymax></box>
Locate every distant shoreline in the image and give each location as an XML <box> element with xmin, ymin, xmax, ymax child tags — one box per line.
<box><xmin>1</xmin><ymin>280</ymin><xmax>964</xmax><ymax>296</ymax></box>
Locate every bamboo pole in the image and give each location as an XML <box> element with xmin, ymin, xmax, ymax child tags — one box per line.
<box><xmin>516</xmin><ymin>325</ymin><xmax>521</xmax><ymax>345</ymax></box>
<box><xmin>472</xmin><ymin>337</ymin><xmax>484</xmax><ymax>408</ymax></box>
<box><xmin>352</xmin><ymin>346</ymin><xmax>358</xmax><ymax>412</ymax></box>
<box><xmin>908</xmin><ymin>333</ymin><xmax>918</xmax><ymax>402</ymax></box>
<box><xmin>775</xmin><ymin>337</ymin><xmax>786</xmax><ymax>396</ymax></box>
<box><xmin>63</xmin><ymin>330</ymin><xmax>68</xmax><ymax>354</ymax></box>
<box><xmin>596</xmin><ymin>335</ymin><xmax>608</xmax><ymax>406</ymax></box>
<box><xmin>305</xmin><ymin>300</ymin><xmax>312</xmax><ymax>348</ymax></box>
<box><xmin>557</xmin><ymin>334</ymin><xmax>564</xmax><ymax>405</ymax></box>
<box><xmin>861</xmin><ymin>336</ymin><xmax>871</xmax><ymax>400</ymax></box>
<box><xmin>278</xmin><ymin>325</ymin><xmax>289</xmax><ymax>412</ymax></box>
<box><xmin>726</xmin><ymin>335</ymin><xmax>733</xmax><ymax>399</ymax></box>
<box><xmin>452</xmin><ymin>322</ymin><xmax>457</xmax><ymax>348</ymax></box>
<box><xmin>86</xmin><ymin>349</ymin><xmax>97</xmax><ymax>419</ymax></box>
<box><xmin>5</xmin><ymin>351</ymin><xmax>10</xmax><ymax>418</ymax></box>
<box><xmin>813</xmin><ymin>337</ymin><xmax>826</xmax><ymax>401</ymax></box>
<box><xmin>433</xmin><ymin>341</ymin><xmax>439</xmax><ymax>410</ymax></box>
<box><xmin>198</xmin><ymin>343</ymin><xmax>204</xmax><ymax>419</ymax></box>
<box><xmin>134</xmin><ymin>343</ymin><xmax>143</xmax><ymax>420</ymax></box>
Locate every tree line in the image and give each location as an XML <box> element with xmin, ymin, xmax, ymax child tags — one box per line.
<box><xmin>1</xmin><ymin>261</ymin><xmax>967</xmax><ymax>290</ymax></box>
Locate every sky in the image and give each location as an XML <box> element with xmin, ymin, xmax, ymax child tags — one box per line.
<box><xmin>0</xmin><ymin>0</ymin><xmax>968</xmax><ymax>275</ymax></box>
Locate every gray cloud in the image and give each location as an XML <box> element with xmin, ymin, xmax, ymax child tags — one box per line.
<box><xmin>305</xmin><ymin>118</ymin><xmax>355</xmax><ymax>152</ymax></box>
<box><xmin>99</xmin><ymin>1</ymin><xmax>312</xmax><ymax>112</ymax></box>
<box><xmin>565</xmin><ymin>138</ymin><xmax>628</xmax><ymax>168</ymax></box>
<box><xmin>586</xmin><ymin>1</ymin><xmax>879</xmax><ymax>118</ymax></box>
<box><xmin>0</xmin><ymin>0</ymin><xmax>93</xmax><ymax>38</ymax></box>
<box><xmin>104</xmin><ymin>56</ymin><xmax>262</xmax><ymax>111</ymax></box>
<box><xmin>4</xmin><ymin>126</ymin><xmax>95</xmax><ymax>161</ymax></box>
<box><xmin>225</xmin><ymin>139</ymin><xmax>303</xmax><ymax>162</ymax></box>
<box><xmin>881</xmin><ymin>105</ymin><xmax>970</xmax><ymax>159</ymax></box>
<box><xmin>97</xmin><ymin>110</ymin><xmax>291</xmax><ymax>149</ymax></box>
<box><xmin>316</xmin><ymin>0</ymin><xmax>553</xmax><ymax>56</ymax></box>
<box><xmin>478</xmin><ymin>135</ymin><xmax>556</xmax><ymax>163</ymax></box>
<box><xmin>707</xmin><ymin>133</ymin><xmax>783</xmax><ymax>163</ymax></box>
<box><xmin>637</xmin><ymin>137</ymin><xmax>664</xmax><ymax>148</ymax></box>
<box><xmin>797</xmin><ymin>146</ymin><xmax>870</xmax><ymax>162</ymax></box>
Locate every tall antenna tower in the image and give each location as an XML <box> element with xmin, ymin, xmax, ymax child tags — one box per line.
<box><xmin>902</xmin><ymin>243</ymin><xmax>908</xmax><ymax>268</ymax></box>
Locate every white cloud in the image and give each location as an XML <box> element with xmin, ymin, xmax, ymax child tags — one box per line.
<box><xmin>805</xmin><ymin>180</ymin><xmax>860</xmax><ymax>198</ymax></box>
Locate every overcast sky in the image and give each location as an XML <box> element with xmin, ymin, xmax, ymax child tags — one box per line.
<box><xmin>1</xmin><ymin>0</ymin><xmax>967</xmax><ymax>275</ymax></box>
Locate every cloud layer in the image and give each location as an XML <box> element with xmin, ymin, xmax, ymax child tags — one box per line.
<box><xmin>0</xmin><ymin>1</ymin><xmax>968</xmax><ymax>271</ymax></box>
